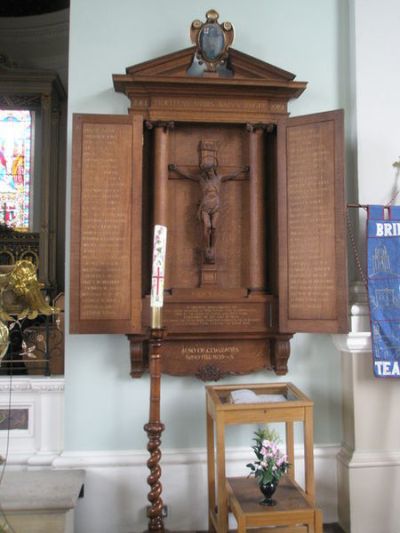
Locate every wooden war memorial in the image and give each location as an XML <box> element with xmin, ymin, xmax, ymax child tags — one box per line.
<box><xmin>70</xmin><ymin>10</ymin><xmax>348</xmax><ymax>379</ymax></box>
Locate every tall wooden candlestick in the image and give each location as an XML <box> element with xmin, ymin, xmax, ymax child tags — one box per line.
<box><xmin>145</xmin><ymin>225</ymin><xmax>167</xmax><ymax>532</ymax></box>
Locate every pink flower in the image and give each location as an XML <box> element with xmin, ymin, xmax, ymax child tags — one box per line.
<box><xmin>276</xmin><ymin>454</ymin><xmax>287</xmax><ymax>466</ymax></box>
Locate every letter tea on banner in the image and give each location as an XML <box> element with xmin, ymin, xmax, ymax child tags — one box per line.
<box><xmin>367</xmin><ymin>205</ymin><xmax>400</xmax><ymax>377</ymax></box>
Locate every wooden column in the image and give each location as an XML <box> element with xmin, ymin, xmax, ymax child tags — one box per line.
<box><xmin>247</xmin><ymin>124</ymin><xmax>268</xmax><ymax>291</ymax></box>
<box><xmin>147</xmin><ymin>122</ymin><xmax>174</xmax><ymax>227</ymax></box>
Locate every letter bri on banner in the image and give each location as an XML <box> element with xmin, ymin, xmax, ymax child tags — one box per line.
<box><xmin>367</xmin><ymin>205</ymin><xmax>400</xmax><ymax>377</ymax></box>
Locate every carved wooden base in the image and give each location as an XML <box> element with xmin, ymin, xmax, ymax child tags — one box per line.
<box><xmin>144</xmin><ymin>421</ymin><xmax>165</xmax><ymax>532</ymax></box>
<box><xmin>127</xmin><ymin>334</ymin><xmax>147</xmax><ymax>378</ymax></box>
<box><xmin>129</xmin><ymin>333</ymin><xmax>294</xmax><ymax>379</ymax></box>
<box><xmin>271</xmin><ymin>336</ymin><xmax>293</xmax><ymax>375</ymax></box>
<box><xmin>200</xmin><ymin>263</ymin><xmax>218</xmax><ymax>286</ymax></box>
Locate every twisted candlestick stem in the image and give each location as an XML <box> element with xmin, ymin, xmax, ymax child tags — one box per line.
<box><xmin>144</xmin><ymin>327</ymin><xmax>166</xmax><ymax>532</ymax></box>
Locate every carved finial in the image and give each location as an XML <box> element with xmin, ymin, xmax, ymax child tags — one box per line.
<box><xmin>206</xmin><ymin>9</ymin><xmax>219</xmax><ymax>23</ymax></box>
<box><xmin>188</xmin><ymin>9</ymin><xmax>234</xmax><ymax>76</ymax></box>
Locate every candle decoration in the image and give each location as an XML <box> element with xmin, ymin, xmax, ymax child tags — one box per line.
<box><xmin>150</xmin><ymin>225</ymin><xmax>167</xmax><ymax>328</ymax></box>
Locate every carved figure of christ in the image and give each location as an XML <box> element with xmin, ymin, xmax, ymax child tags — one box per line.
<box><xmin>168</xmin><ymin>156</ymin><xmax>248</xmax><ymax>264</ymax></box>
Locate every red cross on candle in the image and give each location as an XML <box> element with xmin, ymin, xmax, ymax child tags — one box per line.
<box><xmin>152</xmin><ymin>266</ymin><xmax>164</xmax><ymax>298</ymax></box>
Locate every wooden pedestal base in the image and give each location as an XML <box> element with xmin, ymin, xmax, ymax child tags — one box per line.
<box><xmin>200</xmin><ymin>263</ymin><xmax>218</xmax><ymax>287</ymax></box>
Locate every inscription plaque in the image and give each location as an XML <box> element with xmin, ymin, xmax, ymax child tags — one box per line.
<box><xmin>279</xmin><ymin>110</ymin><xmax>347</xmax><ymax>333</ymax></box>
<box><xmin>71</xmin><ymin>114</ymin><xmax>143</xmax><ymax>333</ymax></box>
<box><xmin>162</xmin><ymin>339</ymin><xmax>271</xmax><ymax>378</ymax></box>
<box><xmin>166</xmin><ymin>302</ymin><xmax>268</xmax><ymax>331</ymax></box>
<box><xmin>142</xmin><ymin>296</ymin><xmax>276</xmax><ymax>334</ymax></box>
<box><xmin>80</xmin><ymin>123</ymin><xmax>132</xmax><ymax>321</ymax></box>
<box><xmin>287</xmin><ymin>120</ymin><xmax>336</xmax><ymax>320</ymax></box>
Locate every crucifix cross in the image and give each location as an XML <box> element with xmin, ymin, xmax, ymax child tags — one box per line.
<box><xmin>168</xmin><ymin>140</ymin><xmax>248</xmax><ymax>264</ymax></box>
<box><xmin>152</xmin><ymin>266</ymin><xmax>164</xmax><ymax>296</ymax></box>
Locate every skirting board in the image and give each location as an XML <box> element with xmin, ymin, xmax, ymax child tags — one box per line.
<box><xmin>28</xmin><ymin>445</ymin><xmax>340</xmax><ymax>533</ymax></box>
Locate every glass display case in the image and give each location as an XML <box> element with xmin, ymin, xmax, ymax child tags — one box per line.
<box><xmin>206</xmin><ymin>382</ymin><xmax>322</xmax><ymax>532</ymax></box>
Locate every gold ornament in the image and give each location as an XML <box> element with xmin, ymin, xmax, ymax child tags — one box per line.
<box><xmin>7</xmin><ymin>260</ymin><xmax>57</xmax><ymax>319</ymax></box>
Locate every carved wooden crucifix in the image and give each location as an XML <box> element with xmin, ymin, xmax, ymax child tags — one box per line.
<box><xmin>169</xmin><ymin>140</ymin><xmax>248</xmax><ymax>264</ymax></box>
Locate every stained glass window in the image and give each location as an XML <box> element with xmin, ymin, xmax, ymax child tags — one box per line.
<box><xmin>0</xmin><ymin>110</ymin><xmax>33</xmax><ymax>229</ymax></box>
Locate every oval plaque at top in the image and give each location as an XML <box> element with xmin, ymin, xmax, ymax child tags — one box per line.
<box><xmin>199</xmin><ymin>23</ymin><xmax>225</xmax><ymax>61</ymax></box>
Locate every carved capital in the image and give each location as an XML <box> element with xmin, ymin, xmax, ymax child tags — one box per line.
<box><xmin>246</xmin><ymin>123</ymin><xmax>275</xmax><ymax>133</ymax></box>
<box><xmin>145</xmin><ymin>120</ymin><xmax>175</xmax><ymax>132</ymax></box>
<box><xmin>41</xmin><ymin>94</ymin><xmax>51</xmax><ymax>110</ymax></box>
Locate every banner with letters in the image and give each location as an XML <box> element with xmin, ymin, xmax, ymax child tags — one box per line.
<box><xmin>367</xmin><ymin>205</ymin><xmax>400</xmax><ymax>377</ymax></box>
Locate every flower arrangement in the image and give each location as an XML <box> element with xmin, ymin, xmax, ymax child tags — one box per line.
<box><xmin>246</xmin><ymin>427</ymin><xmax>289</xmax><ymax>486</ymax></box>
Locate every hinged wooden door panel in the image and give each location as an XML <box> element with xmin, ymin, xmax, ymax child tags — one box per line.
<box><xmin>277</xmin><ymin>110</ymin><xmax>348</xmax><ymax>333</ymax></box>
<box><xmin>70</xmin><ymin>113</ymin><xmax>143</xmax><ymax>333</ymax></box>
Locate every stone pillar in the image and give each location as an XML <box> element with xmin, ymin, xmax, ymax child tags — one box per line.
<box><xmin>333</xmin><ymin>283</ymin><xmax>400</xmax><ymax>533</ymax></box>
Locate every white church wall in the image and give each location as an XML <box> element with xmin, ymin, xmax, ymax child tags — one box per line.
<box><xmin>353</xmin><ymin>0</ymin><xmax>400</xmax><ymax>205</ymax></box>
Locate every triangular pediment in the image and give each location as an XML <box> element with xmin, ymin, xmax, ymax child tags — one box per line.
<box><xmin>123</xmin><ymin>46</ymin><xmax>297</xmax><ymax>82</ymax></box>
<box><xmin>113</xmin><ymin>45</ymin><xmax>307</xmax><ymax>105</ymax></box>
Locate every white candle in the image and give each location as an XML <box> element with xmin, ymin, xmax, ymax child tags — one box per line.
<box><xmin>150</xmin><ymin>225</ymin><xmax>167</xmax><ymax>326</ymax></box>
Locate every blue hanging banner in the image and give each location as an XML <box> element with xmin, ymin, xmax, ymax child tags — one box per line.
<box><xmin>367</xmin><ymin>205</ymin><xmax>400</xmax><ymax>377</ymax></box>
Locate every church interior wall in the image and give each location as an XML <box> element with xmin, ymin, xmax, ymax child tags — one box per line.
<box><xmin>4</xmin><ymin>0</ymin><xmax>400</xmax><ymax>530</ymax></box>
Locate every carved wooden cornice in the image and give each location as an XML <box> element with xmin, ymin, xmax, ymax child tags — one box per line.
<box><xmin>113</xmin><ymin>46</ymin><xmax>307</xmax><ymax>122</ymax></box>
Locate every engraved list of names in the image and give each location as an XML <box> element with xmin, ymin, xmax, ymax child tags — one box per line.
<box><xmin>79</xmin><ymin>122</ymin><xmax>133</xmax><ymax>321</ymax></box>
<box><xmin>287</xmin><ymin>121</ymin><xmax>336</xmax><ymax>320</ymax></box>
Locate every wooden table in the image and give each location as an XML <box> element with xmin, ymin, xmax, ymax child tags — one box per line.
<box><xmin>206</xmin><ymin>383</ymin><xmax>322</xmax><ymax>533</ymax></box>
